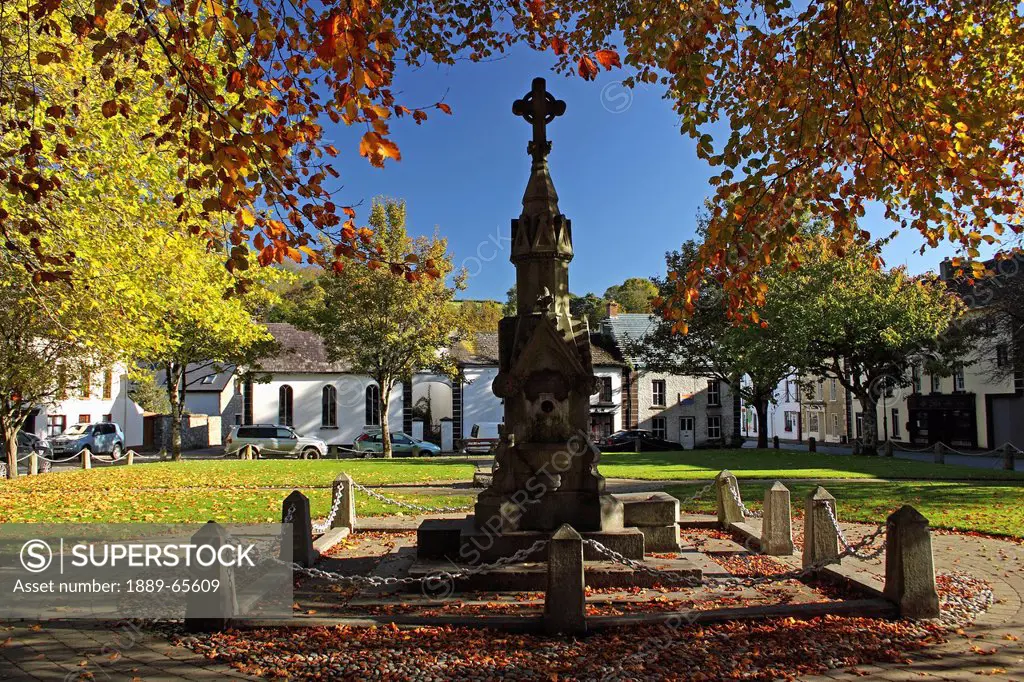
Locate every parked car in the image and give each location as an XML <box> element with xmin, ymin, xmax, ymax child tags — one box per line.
<box><xmin>596</xmin><ymin>429</ymin><xmax>677</xmax><ymax>452</ymax></box>
<box><xmin>0</xmin><ymin>430</ymin><xmax>51</xmax><ymax>458</ymax></box>
<box><xmin>352</xmin><ymin>430</ymin><xmax>441</xmax><ymax>457</ymax></box>
<box><xmin>49</xmin><ymin>422</ymin><xmax>124</xmax><ymax>459</ymax></box>
<box><xmin>224</xmin><ymin>424</ymin><xmax>327</xmax><ymax>459</ymax></box>
<box><xmin>461</xmin><ymin>422</ymin><xmax>502</xmax><ymax>453</ymax></box>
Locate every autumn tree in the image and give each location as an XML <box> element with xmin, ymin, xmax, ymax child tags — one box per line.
<box><xmin>604</xmin><ymin>278</ymin><xmax>658</xmax><ymax>313</ymax></box>
<box><xmin>5</xmin><ymin>2</ymin><xmax>1021</xmax><ymax>317</ymax></box>
<box><xmin>774</xmin><ymin>237</ymin><xmax>976</xmax><ymax>455</ymax></box>
<box><xmin>502</xmin><ymin>286</ymin><xmax>518</xmax><ymax>317</ymax></box>
<box><xmin>632</xmin><ymin>240</ymin><xmax>800</xmax><ymax>448</ymax></box>
<box><xmin>296</xmin><ymin>198</ymin><xmax>467</xmax><ymax>458</ymax></box>
<box><xmin>458</xmin><ymin>300</ymin><xmax>503</xmax><ymax>333</ymax></box>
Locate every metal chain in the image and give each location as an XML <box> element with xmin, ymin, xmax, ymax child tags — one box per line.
<box><xmin>352</xmin><ymin>481</ymin><xmax>473</xmax><ymax>514</ymax></box>
<box><xmin>824</xmin><ymin>502</ymin><xmax>889</xmax><ymax>560</ymax></box>
<box><xmin>312</xmin><ymin>489</ymin><xmax>344</xmax><ymax>534</ymax></box>
<box><xmin>727</xmin><ymin>481</ymin><xmax>762</xmax><ymax>519</ymax></box>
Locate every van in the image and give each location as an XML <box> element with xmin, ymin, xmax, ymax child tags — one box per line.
<box><xmin>463</xmin><ymin>422</ymin><xmax>502</xmax><ymax>453</ymax></box>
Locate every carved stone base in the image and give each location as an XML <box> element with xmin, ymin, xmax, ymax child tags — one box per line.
<box><xmin>474</xmin><ymin>491</ymin><xmax>623</xmax><ymax>534</ymax></box>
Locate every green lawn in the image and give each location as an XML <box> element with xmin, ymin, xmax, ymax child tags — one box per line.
<box><xmin>665</xmin><ymin>480</ymin><xmax>1024</xmax><ymax>539</ymax></box>
<box><xmin>599</xmin><ymin>449</ymin><xmax>1024</xmax><ymax>482</ymax></box>
<box><xmin>0</xmin><ymin>459</ymin><xmax>476</xmax><ymax>524</ymax></box>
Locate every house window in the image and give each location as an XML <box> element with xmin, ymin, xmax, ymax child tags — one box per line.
<box><xmin>783</xmin><ymin>381</ymin><xmax>790</xmax><ymax>402</ymax></box>
<box><xmin>679</xmin><ymin>416</ymin><xmax>694</xmax><ymax>433</ymax></box>
<box><xmin>598</xmin><ymin>376</ymin><xmax>613</xmax><ymax>403</ymax></box>
<box><xmin>102</xmin><ymin>370</ymin><xmax>113</xmax><ymax>400</ymax></box>
<box><xmin>855</xmin><ymin>413</ymin><xmax>864</xmax><ymax>438</ymax></box>
<box><xmin>652</xmin><ymin>380</ymin><xmax>666</xmax><ymax>407</ymax></box>
<box><xmin>707</xmin><ymin>380</ymin><xmax>721</xmax><ymax>407</ymax></box>
<box><xmin>201</xmin><ymin>373</ymin><xmax>217</xmax><ymax>385</ymax></box>
<box><xmin>365</xmin><ymin>385</ymin><xmax>381</xmax><ymax>426</ymax></box>
<box><xmin>954</xmin><ymin>367</ymin><xmax>965</xmax><ymax>392</ymax></box>
<box><xmin>707</xmin><ymin>415</ymin><xmax>722</xmax><ymax>440</ymax></box>
<box><xmin>808</xmin><ymin>412</ymin><xmax>820</xmax><ymax>433</ymax></box>
<box><xmin>784</xmin><ymin>411</ymin><xmax>795</xmax><ymax>432</ymax></box>
<box><xmin>80</xmin><ymin>371</ymin><xmax>92</xmax><ymax>399</ymax></box>
<box><xmin>102</xmin><ymin>414</ymin><xmax>112</xmax><ymax>423</ymax></box>
<box><xmin>832</xmin><ymin>413</ymin><xmax>839</xmax><ymax>437</ymax></box>
<box><xmin>278</xmin><ymin>385</ymin><xmax>294</xmax><ymax>426</ymax></box>
<box><xmin>652</xmin><ymin>416</ymin><xmax>667</xmax><ymax>439</ymax></box>
<box><xmin>996</xmin><ymin>344</ymin><xmax>1009</xmax><ymax>368</ymax></box>
<box><xmin>816</xmin><ymin>379</ymin><xmax>824</xmax><ymax>400</ymax></box>
<box><xmin>234</xmin><ymin>413</ymin><xmax>243</xmax><ymax>425</ymax></box>
<box><xmin>911</xmin><ymin>365</ymin><xmax>922</xmax><ymax>394</ymax></box>
<box><xmin>322</xmin><ymin>386</ymin><xmax>338</xmax><ymax>428</ymax></box>
<box><xmin>931</xmin><ymin>374</ymin><xmax>942</xmax><ymax>393</ymax></box>
<box><xmin>891</xmin><ymin>408</ymin><xmax>900</xmax><ymax>438</ymax></box>
<box><xmin>78</xmin><ymin>414</ymin><xmax>91</xmax><ymax>424</ymax></box>
<box><xmin>829</xmin><ymin>378</ymin><xmax>837</xmax><ymax>401</ymax></box>
<box><xmin>47</xmin><ymin>415</ymin><xmax>66</xmax><ymax>437</ymax></box>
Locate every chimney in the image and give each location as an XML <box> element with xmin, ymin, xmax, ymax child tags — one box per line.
<box><xmin>938</xmin><ymin>258</ymin><xmax>954</xmax><ymax>281</ymax></box>
<box><xmin>606</xmin><ymin>301</ymin><xmax>620</xmax><ymax>318</ymax></box>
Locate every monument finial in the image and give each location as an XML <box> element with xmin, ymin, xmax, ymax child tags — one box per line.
<box><xmin>512</xmin><ymin>77</ymin><xmax>567</xmax><ymax>162</ymax></box>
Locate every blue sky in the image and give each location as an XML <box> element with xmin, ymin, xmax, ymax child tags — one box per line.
<box><xmin>323</xmin><ymin>46</ymin><xmax>964</xmax><ymax>301</ymax></box>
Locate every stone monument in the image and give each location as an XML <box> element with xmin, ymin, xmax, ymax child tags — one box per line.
<box><xmin>473</xmin><ymin>77</ymin><xmax>624</xmax><ymax>534</ymax></box>
<box><xmin>413</xmin><ymin>79</ymin><xmax>701</xmax><ymax>587</ymax></box>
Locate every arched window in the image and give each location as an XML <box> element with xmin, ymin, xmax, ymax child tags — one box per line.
<box><xmin>365</xmin><ymin>385</ymin><xmax>381</xmax><ymax>426</ymax></box>
<box><xmin>322</xmin><ymin>386</ymin><xmax>338</xmax><ymax>428</ymax></box>
<box><xmin>278</xmin><ymin>385</ymin><xmax>294</xmax><ymax>426</ymax></box>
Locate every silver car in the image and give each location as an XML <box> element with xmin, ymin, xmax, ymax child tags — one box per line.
<box><xmin>224</xmin><ymin>424</ymin><xmax>327</xmax><ymax>459</ymax></box>
<box><xmin>49</xmin><ymin>422</ymin><xmax>124</xmax><ymax>459</ymax></box>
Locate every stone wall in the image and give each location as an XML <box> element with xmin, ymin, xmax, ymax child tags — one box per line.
<box><xmin>153</xmin><ymin>414</ymin><xmax>221</xmax><ymax>451</ymax></box>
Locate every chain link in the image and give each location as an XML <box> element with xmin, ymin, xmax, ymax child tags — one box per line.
<box><xmin>823</xmin><ymin>502</ymin><xmax>888</xmax><ymax>560</ymax></box>
<box><xmin>312</xmin><ymin>489</ymin><xmax>344</xmax><ymax>534</ymax></box>
<box><xmin>352</xmin><ymin>481</ymin><xmax>474</xmax><ymax>514</ymax></box>
<box><xmin>727</xmin><ymin>480</ymin><xmax>762</xmax><ymax>519</ymax></box>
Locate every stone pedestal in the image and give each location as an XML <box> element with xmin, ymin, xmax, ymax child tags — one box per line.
<box><xmin>618</xmin><ymin>492</ymin><xmax>681</xmax><ymax>552</ymax></box>
<box><xmin>185</xmin><ymin>522</ymin><xmax>237</xmax><ymax>632</ymax></box>
<box><xmin>715</xmin><ymin>470</ymin><xmax>744</xmax><ymax>526</ymax></box>
<box><xmin>331</xmin><ymin>473</ymin><xmax>356</xmax><ymax>530</ymax></box>
<box><xmin>544</xmin><ymin>524</ymin><xmax>586</xmax><ymax>636</ymax></box>
<box><xmin>884</xmin><ymin>505</ymin><xmax>940</xmax><ymax>618</ymax></box>
<box><xmin>762</xmin><ymin>482</ymin><xmax>794</xmax><ymax>556</ymax></box>
<box><xmin>282</xmin><ymin>490</ymin><xmax>315</xmax><ymax>568</ymax></box>
<box><xmin>803</xmin><ymin>486</ymin><xmax>840</xmax><ymax>568</ymax></box>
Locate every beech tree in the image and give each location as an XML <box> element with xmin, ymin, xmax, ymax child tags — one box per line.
<box><xmin>774</xmin><ymin>237</ymin><xmax>976</xmax><ymax>455</ymax></box>
<box><xmin>4</xmin><ymin>2</ymin><xmax>1021</xmax><ymax>316</ymax></box>
<box><xmin>633</xmin><ymin>240</ymin><xmax>799</xmax><ymax>448</ymax></box>
<box><xmin>296</xmin><ymin>199</ymin><xmax>467</xmax><ymax>458</ymax></box>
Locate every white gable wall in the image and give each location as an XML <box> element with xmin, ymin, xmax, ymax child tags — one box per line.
<box><xmin>31</xmin><ymin>368</ymin><xmax>145</xmax><ymax>447</ymax></box>
<box><xmin>250</xmin><ymin>373</ymin><xmax>403</xmax><ymax>444</ymax></box>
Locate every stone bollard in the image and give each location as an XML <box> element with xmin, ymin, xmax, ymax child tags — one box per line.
<box><xmin>714</xmin><ymin>470</ymin><xmax>745</xmax><ymax>526</ymax></box>
<box><xmin>802</xmin><ymin>486</ymin><xmax>840</xmax><ymax>568</ymax></box>
<box><xmin>81</xmin><ymin>449</ymin><xmax>91</xmax><ymax>469</ymax></box>
<box><xmin>634</xmin><ymin>437</ymin><xmax>642</xmax><ymax>453</ymax></box>
<box><xmin>883</xmin><ymin>440</ymin><xmax>895</xmax><ymax>458</ymax></box>
<box><xmin>852</xmin><ymin>439</ymin><xmax>862</xmax><ymax>455</ymax></box>
<box><xmin>1003</xmin><ymin>446</ymin><xmax>1017</xmax><ymax>471</ymax></box>
<box><xmin>933</xmin><ymin>442</ymin><xmax>945</xmax><ymax>465</ymax></box>
<box><xmin>331</xmin><ymin>473</ymin><xmax>357</xmax><ymax>530</ymax></box>
<box><xmin>544</xmin><ymin>524</ymin><xmax>586</xmax><ymax>636</ymax></box>
<box><xmin>884</xmin><ymin>505</ymin><xmax>940</xmax><ymax>619</ymax></box>
<box><xmin>29</xmin><ymin>452</ymin><xmax>38</xmax><ymax>476</ymax></box>
<box><xmin>808</xmin><ymin>437</ymin><xmax>817</xmax><ymax>452</ymax></box>
<box><xmin>126</xmin><ymin>450</ymin><xmax>134</xmax><ymax>466</ymax></box>
<box><xmin>282</xmin><ymin>490</ymin><xmax>316</xmax><ymax>568</ymax></box>
<box><xmin>762</xmin><ymin>482</ymin><xmax>794</xmax><ymax>556</ymax></box>
<box><xmin>185</xmin><ymin>521</ymin><xmax>238</xmax><ymax>632</ymax></box>
<box><xmin>772</xmin><ymin>435</ymin><xmax>780</xmax><ymax>450</ymax></box>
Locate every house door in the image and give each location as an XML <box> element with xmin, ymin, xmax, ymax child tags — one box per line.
<box><xmin>590</xmin><ymin>414</ymin><xmax>613</xmax><ymax>440</ymax></box>
<box><xmin>679</xmin><ymin>416</ymin><xmax>695</xmax><ymax>449</ymax></box>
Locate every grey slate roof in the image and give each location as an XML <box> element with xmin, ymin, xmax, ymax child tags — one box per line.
<box><xmin>257</xmin><ymin>323</ymin><xmax>353</xmax><ymax>373</ymax></box>
<box><xmin>451</xmin><ymin>332</ymin><xmax>624</xmax><ymax>367</ymax></box>
<box><xmin>156</xmin><ymin>363</ymin><xmax>235</xmax><ymax>392</ymax></box>
<box><xmin>597</xmin><ymin>313</ymin><xmax>658</xmax><ymax>365</ymax></box>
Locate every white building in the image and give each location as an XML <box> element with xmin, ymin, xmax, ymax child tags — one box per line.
<box><xmin>596</xmin><ymin>306</ymin><xmax>735</xmax><ymax>447</ymax></box>
<box><xmin>24</xmin><ymin>365</ymin><xmax>145</xmax><ymax>447</ymax></box>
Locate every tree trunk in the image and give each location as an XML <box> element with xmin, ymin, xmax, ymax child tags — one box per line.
<box><xmin>859</xmin><ymin>391</ymin><xmax>880</xmax><ymax>456</ymax></box>
<box><xmin>166</xmin><ymin>364</ymin><xmax>185</xmax><ymax>461</ymax></box>
<box><xmin>756</xmin><ymin>398</ymin><xmax>770</xmax><ymax>449</ymax></box>
<box><xmin>379</xmin><ymin>385</ymin><xmax>392</xmax><ymax>459</ymax></box>
<box><xmin>2</xmin><ymin>415</ymin><xmax>18</xmax><ymax>480</ymax></box>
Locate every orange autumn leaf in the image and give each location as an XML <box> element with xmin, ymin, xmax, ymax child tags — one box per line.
<box><xmin>594</xmin><ymin>49</ymin><xmax>621</xmax><ymax>70</ymax></box>
<box><xmin>577</xmin><ymin>55</ymin><xmax>598</xmax><ymax>80</ymax></box>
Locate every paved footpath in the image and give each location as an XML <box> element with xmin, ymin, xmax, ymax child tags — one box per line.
<box><xmin>2</xmin><ymin>525</ymin><xmax>1022</xmax><ymax>681</ymax></box>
